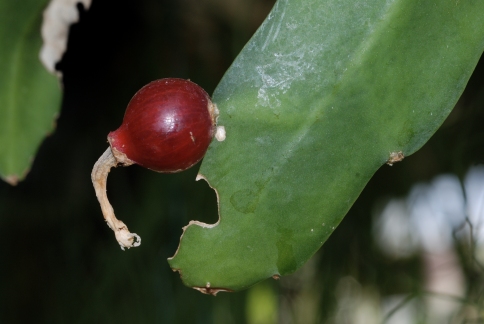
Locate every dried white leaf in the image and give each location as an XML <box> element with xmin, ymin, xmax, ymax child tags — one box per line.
<box><xmin>40</xmin><ymin>0</ymin><xmax>92</xmax><ymax>75</ymax></box>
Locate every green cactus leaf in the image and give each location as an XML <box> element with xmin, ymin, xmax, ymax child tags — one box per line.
<box><xmin>0</xmin><ymin>0</ymin><xmax>61</xmax><ymax>184</ymax></box>
<box><xmin>169</xmin><ymin>0</ymin><xmax>484</xmax><ymax>292</ymax></box>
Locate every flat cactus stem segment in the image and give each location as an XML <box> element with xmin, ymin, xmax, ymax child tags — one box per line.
<box><xmin>168</xmin><ymin>0</ymin><xmax>484</xmax><ymax>291</ymax></box>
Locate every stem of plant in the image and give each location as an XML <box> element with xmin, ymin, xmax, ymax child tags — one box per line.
<box><xmin>91</xmin><ymin>147</ymin><xmax>141</xmax><ymax>250</ymax></box>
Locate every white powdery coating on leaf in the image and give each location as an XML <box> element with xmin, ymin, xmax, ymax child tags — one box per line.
<box><xmin>40</xmin><ymin>0</ymin><xmax>92</xmax><ymax>75</ymax></box>
<box><xmin>255</xmin><ymin>45</ymin><xmax>321</xmax><ymax>110</ymax></box>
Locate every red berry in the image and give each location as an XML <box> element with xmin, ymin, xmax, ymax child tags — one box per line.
<box><xmin>108</xmin><ymin>78</ymin><xmax>216</xmax><ymax>172</ymax></box>
<box><xmin>91</xmin><ymin>78</ymin><xmax>217</xmax><ymax>250</ymax></box>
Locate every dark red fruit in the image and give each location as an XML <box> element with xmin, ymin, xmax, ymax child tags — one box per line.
<box><xmin>91</xmin><ymin>78</ymin><xmax>217</xmax><ymax>250</ymax></box>
<box><xmin>108</xmin><ymin>78</ymin><xmax>216</xmax><ymax>172</ymax></box>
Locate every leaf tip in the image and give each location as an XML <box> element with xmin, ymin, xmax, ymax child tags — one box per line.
<box><xmin>3</xmin><ymin>175</ymin><xmax>19</xmax><ymax>186</ymax></box>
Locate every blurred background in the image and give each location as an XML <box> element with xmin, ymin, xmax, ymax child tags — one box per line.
<box><xmin>1</xmin><ymin>0</ymin><xmax>484</xmax><ymax>322</ymax></box>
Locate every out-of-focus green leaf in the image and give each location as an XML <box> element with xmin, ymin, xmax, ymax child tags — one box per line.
<box><xmin>168</xmin><ymin>0</ymin><xmax>484</xmax><ymax>292</ymax></box>
<box><xmin>0</xmin><ymin>0</ymin><xmax>61</xmax><ymax>184</ymax></box>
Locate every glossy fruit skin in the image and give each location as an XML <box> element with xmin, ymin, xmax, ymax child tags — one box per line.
<box><xmin>108</xmin><ymin>78</ymin><xmax>215</xmax><ymax>173</ymax></box>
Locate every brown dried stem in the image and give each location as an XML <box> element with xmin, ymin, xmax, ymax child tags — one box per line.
<box><xmin>91</xmin><ymin>147</ymin><xmax>141</xmax><ymax>250</ymax></box>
